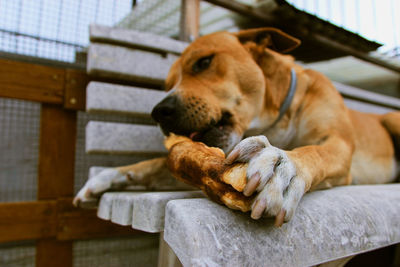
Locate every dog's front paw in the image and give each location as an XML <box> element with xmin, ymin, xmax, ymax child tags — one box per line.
<box><xmin>226</xmin><ymin>136</ymin><xmax>306</xmax><ymax>226</ymax></box>
<box><xmin>73</xmin><ymin>168</ymin><xmax>125</xmax><ymax>208</ymax></box>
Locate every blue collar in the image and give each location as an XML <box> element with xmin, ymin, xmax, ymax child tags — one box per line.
<box><xmin>270</xmin><ymin>68</ymin><xmax>297</xmax><ymax>128</ymax></box>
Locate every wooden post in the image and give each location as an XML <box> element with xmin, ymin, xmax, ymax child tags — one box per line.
<box><xmin>36</xmin><ymin>104</ymin><xmax>77</xmax><ymax>267</ymax></box>
<box><xmin>37</xmin><ymin>104</ymin><xmax>76</xmax><ymax>199</ymax></box>
<box><xmin>36</xmin><ymin>239</ymin><xmax>73</xmax><ymax>267</ymax></box>
<box><xmin>179</xmin><ymin>0</ymin><xmax>200</xmax><ymax>42</ymax></box>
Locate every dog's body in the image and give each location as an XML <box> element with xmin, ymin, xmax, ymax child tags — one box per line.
<box><xmin>74</xmin><ymin>28</ymin><xmax>400</xmax><ymax>223</ymax></box>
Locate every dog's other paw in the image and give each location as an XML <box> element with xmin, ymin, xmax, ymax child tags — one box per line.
<box><xmin>73</xmin><ymin>168</ymin><xmax>125</xmax><ymax>208</ymax></box>
<box><xmin>225</xmin><ymin>135</ymin><xmax>306</xmax><ymax>226</ymax></box>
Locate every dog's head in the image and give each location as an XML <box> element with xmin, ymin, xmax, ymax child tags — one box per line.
<box><xmin>151</xmin><ymin>28</ymin><xmax>300</xmax><ymax>153</ymax></box>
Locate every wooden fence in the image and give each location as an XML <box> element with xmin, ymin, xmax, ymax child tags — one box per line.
<box><xmin>0</xmin><ymin>57</ymin><xmax>140</xmax><ymax>267</ymax></box>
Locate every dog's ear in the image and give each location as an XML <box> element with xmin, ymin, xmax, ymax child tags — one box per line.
<box><xmin>235</xmin><ymin>28</ymin><xmax>300</xmax><ymax>53</ymax></box>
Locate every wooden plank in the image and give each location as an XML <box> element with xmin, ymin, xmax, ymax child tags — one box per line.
<box><xmin>36</xmin><ymin>239</ymin><xmax>72</xmax><ymax>267</ymax></box>
<box><xmin>87</xmin><ymin>43</ymin><xmax>178</xmax><ymax>85</ymax></box>
<box><xmin>86</xmin><ymin>121</ymin><xmax>166</xmax><ymax>155</ymax></box>
<box><xmin>57</xmin><ymin>198</ymin><xmax>138</xmax><ymax>240</ymax></box>
<box><xmin>0</xmin><ymin>58</ymin><xmax>65</xmax><ymax>104</ymax></box>
<box><xmin>38</xmin><ymin>105</ymin><xmax>77</xmax><ymax>199</ymax></box>
<box><xmin>64</xmin><ymin>69</ymin><xmax>88</xmax><ymax>110</ymax></box>
<box><xmin>86</xmin><ymin>81</ymin><xmax>166</xmax><ymax>117</ymax></box>
<box><xmin>0</xmin><ymin>50</ymin><xmax>86</xmax><ymax>70</ymax></box>
<box><xmin>180</xmin><ymin>0</ymin><xmax>200</xmax><ymax>42</ymax></box>
<box><xmin>90</xmin><ymin>24</ymin><xmax>187</xmax><ymax>55</ymax></box>
<box><xmin>0</xmin><ymin>200</ymin><xmax>138</xmax><ymax>242</ymax></box>
<box><xmin>0</xmin><ymin>201</ymin><xmax>57</xmax><ymax>242</ymax></box>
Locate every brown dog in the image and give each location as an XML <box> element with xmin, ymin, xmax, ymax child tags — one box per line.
<box><xmin>74</xmin><ymin>28</ymin><xmax>400</xmax><ymax>224</ymax></box>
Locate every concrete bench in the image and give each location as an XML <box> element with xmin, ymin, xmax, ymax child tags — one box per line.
<box><xmin>85</xmin><ymin>24</ymin><xmax>400</xmax><ymax>266</ymax></box>
<box><xmin>164</xmin><ymin>185</ymin><xmax>400</xmax><ymax>266</ymax></box>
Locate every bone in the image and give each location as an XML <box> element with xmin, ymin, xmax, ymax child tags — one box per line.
<box><xmin>164</xmin><ymin>134</ymin><xmax>253</xmax><ymax>212</ymax></box>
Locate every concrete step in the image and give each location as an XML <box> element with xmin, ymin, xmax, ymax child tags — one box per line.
<box><xmin>86</xmin><ymin>81</ymin><xmax>167</xmax><ymax>117</ymax></box>
<box><xmin>86</xmin><ymin>121</ymin><xmax>166</xmax><ymax>155</ymax></box>
<box><xmin>87</xmin><ymin>43</ymin><xmax>178</xmax><ymax>85</ymax></box>
<box><xmin>90</xmin><ymin>24</ymin><xmax>187</xmax><ymax>55</ymax></box>
<box><xmin>97</xmin><ymin>191</ymin><xmax>204</xmax><ymax>233</ymax></box>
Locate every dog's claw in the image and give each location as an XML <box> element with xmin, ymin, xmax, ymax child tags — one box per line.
<box><xmin>228</xmin><ymin>136</ymin><xmax>305</xmax><ymax>224</ymax></box>
<box><xmin>251</xmin><ymin>198</ymin><xmax>266</xmax><ymax>219</ymax></box>
<box><xmin>274</xmin><ymin>209</ymin><xmax>286</xmax><ymax>227</ymax></box>
<box><xmin>243</xmin><ymin>173</ymin><xmax>261</xmax><ymax>196</ymax></box>
<box><xmin>225</xmin><ymin>149</ymin><xmax>240</xmax><ymax>164</ymax></box>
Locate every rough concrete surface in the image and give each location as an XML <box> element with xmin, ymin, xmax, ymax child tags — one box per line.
<box><xmin>90</xmin><ymin>24</ymin><xmax>188</xmax><ymax>55</ymax></box>
<box><xmin>87</xmin><ymin>82</ymin><xmax>167</xmax><ymax>117</ymax></box>
<box><xmin>86</xmin><ymin>121</ymin><xmax>166</xmax><ymax>154</ymax></box>
<box><xmin>164</xmin><ymin>184</ymin><xmax>400</xmax><ymax>267</ymax></box>
<box><xmin>98</xmin><ymin>191</ymin><xmax>204</xmax><ymax>233</ymax></box>
<box><xmin>87</xmin><ymin>44</ymin><xmax>178</xmax><ymax>85</ymax></box>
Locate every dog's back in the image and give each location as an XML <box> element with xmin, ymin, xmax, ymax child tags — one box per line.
<box><xmin>348</xmin><ymin>110</ymin><xmax>400</xmax><ymax>184</ymax></box>
<box><xmin>381</xmin><ymin>112</ymin><xmax>400</xmax><ymax>156</ymax></box>
<box><xmin>381</xmin><ymin>112</ymin><xmax>400</xmax><ymax>180</ymax></box>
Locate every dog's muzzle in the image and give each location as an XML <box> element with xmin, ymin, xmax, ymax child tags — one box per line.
<box><xmin>151</xmin><ymin>96</ymin><xmax>178</xmax><ymax>124</ymax></box>
<box><xmin>151</xmin><ymin>95</ymin><xmax>185</xmax><ymax>135</ymax></box>
<box><xmin>152</xmin><ymin>95</ymin><xmax>238</xmax><ymax>152</ymax></box>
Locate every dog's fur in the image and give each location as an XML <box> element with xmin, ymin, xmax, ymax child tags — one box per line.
<box><xmin>74</xmin><ymin>28</ymin><xmax>400</xmax><ymax>223</ymax></box>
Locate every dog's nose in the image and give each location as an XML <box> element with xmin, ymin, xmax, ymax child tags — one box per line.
<box><xmin>151</xmin><ymin>96</ymin><xmax>178</xmax><ymax>123</ymax></box>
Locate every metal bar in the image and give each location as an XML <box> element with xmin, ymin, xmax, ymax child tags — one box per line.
<box><xmin>56</xmin><ymin>0</ymin><xmax>64</xmax><ymax>41</ymax></box>
<box><xmin>35</xmin><ymin>0</ymin><xmax>44</xmax><ymax>55</ymax></box>
<box><xmin>203</xmin><ymin>0</ymin><xmax>274</xmax><ymax>23</ymax></box>
<box><xmin>312</xmin><ymin>34</ymin><xmax>400</xmax><ymax>73</ymax></box>
<box><xmin>0</xmin><ymin>28</ymin><xmax>85</xmax><ymax>49</ymax></box>
<box><xmin>15</xmin><ymin>0</ymin><xmax>23</xmax><ymax>52</ymax></box>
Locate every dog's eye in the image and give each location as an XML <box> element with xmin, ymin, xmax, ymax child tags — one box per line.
<box><xmin>192</xmin><ymin>55</ymin><xmax>214</xmax><ymax>73</ymax></box>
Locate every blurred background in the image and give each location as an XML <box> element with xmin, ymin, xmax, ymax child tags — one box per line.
<box><xmin>0</xmin><ymin>0</ymin><xmax>399</xmax><ymax>266</ymax></box>
<box><xmin>0</xmin><ymin>0</ymin><xmax>399</xmax><ymax>95</ymax></box>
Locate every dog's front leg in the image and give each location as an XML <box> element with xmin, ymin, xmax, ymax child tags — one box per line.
<box><xmin>73</xmin><ymin>157</ymin><xmax>192</xmax><ymax>207</ymax></box>
<box><xmin>225</xmin><ymin>135</ymin><xmax>353</xmax><ymax>225</ymax></box>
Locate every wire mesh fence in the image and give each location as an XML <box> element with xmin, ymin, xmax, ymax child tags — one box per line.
<box><xmin>73</xmin><ymin>235</ymin><xmax>159</xmax><ymax>267</ymax></box>
<box><xmin>0</xmin><ymin>98</ymin><xmax>40</xmax><ymax>202</ymax></box>
<box><xmin>0</xmin><ymin>0</ymin><xmax>133</xmax><ymax>63</ymax></box>
<box><xmin>0</xmin><ymin>241</ymin><xmax>35</xmax><ymax>267</ymax></box>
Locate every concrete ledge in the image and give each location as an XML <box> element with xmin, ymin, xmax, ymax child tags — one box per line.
<box><xmin>87</xmin><ymin>44</ymin><xmax>178</xmax><ymax>85</ymax></box>
<box><xmin>97</xmin><ymin>191</ymin><xmax>204</xmax><ymax>233</ymax></box>
<box><xmin>335</xmin><ymin>82</ymin><xmax>400</xmax><ymax>110</ymax></box>
<box><xmin>344</xmin><ymin>99</ymin><xmax>393</xmax><ymax>114</ymax></box>
<box><xmin>164</xmin><ymin>184</ymin><xmax>400</xmax><ymax>267</ymax></box>
<box><xmin>85</xmin><ymin>121</ymin><xmax>166</xmax><ymax>154</ymax></box>
<box><xmin>86</xmin><ymin>82</ymin><xmax>167</xmax><ymax>117</ymax></box>
<box><xmin>90</xmin><ymin>24</ymin><xmax>188</xmax><ymax>55</ymax></box>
